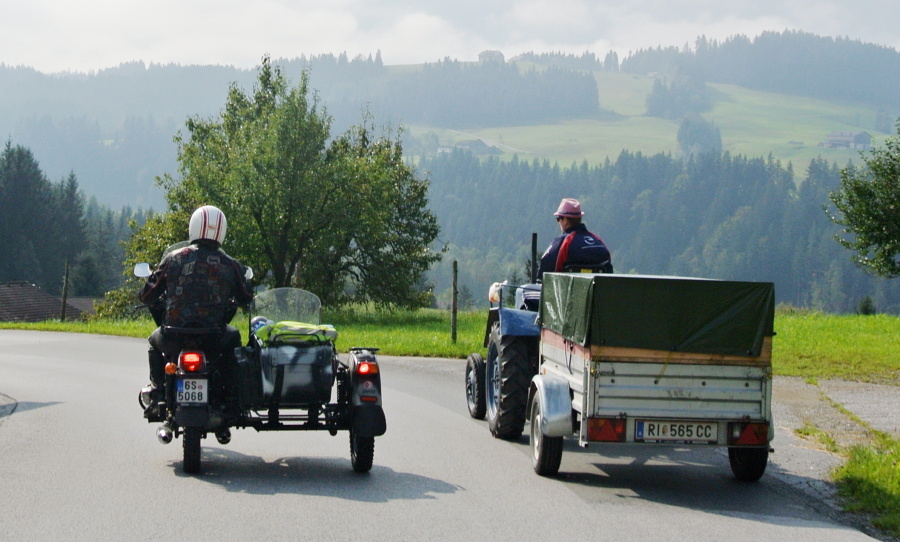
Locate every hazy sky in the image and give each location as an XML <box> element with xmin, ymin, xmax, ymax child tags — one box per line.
<box><xmin>2</xmin><ymin>0</ymin><xmax>898</xmax><ymax>73</ymax></box>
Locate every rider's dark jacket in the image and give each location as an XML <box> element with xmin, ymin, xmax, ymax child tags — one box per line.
<box><xmin>140</xmin><ymin>241</ymin><xmax>253</xmax><ymax>328</ymax></box>
<box><xmin>538</xmin><ymin>223</ymin><xmax>613</xmax><ymax>280</ymax></box>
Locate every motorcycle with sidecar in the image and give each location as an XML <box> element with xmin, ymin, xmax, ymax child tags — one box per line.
<box><xmin>136</xmin><ymin>244</ymin><xmax>386</xmax><ymax>474</ymax></box>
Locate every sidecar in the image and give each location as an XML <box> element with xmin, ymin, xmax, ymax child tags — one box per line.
<box><xmin>233</xmin><ymin>288</ymin><xmax>386</xmax><ymax>473</ymax></box>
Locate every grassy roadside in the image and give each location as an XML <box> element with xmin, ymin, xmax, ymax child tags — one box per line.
<box><xmin>5</xmin><ymin>308</ymin><xmax>898</xmax><ymax>379</ymax></box>
<box><xmin>770</xmin><ymin>310</ymin><xmax>900</xmax><ymax>537</ymax></box>
<box><xmin>0</xmin><ymin>308</ymin><xmax>487</xmax><ymax>358</ymax></box>
<box><xmin>1</xmin><ymin>308</ymin><xmax>898</xmax><ymax>535</ymax></box>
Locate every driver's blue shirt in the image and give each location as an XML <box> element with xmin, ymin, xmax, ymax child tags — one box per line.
<box><xmin>538</xmin><ymin>223</ymin><xmax>612</xmax><ymax>280</ymax></box>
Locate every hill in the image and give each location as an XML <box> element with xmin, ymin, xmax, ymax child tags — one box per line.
<box><xmin>3</xmin><ymin>31</ymin><xmax>900</xmax><ymax>313</ymax></box>
<box><xmin>407</xmin><ymin>71</ymin><xmax>889</xmax><ymax>174</ymax></box>
<box><xmin>2</xmin><ymin>30</ymin><xmax>898</xmax><ymax>209</ymax></box>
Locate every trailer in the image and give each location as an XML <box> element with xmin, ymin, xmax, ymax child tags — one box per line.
<box><xmin>467</xmin><ymin>272</ymin><xmax>776</xmax><ymax>481</ymax></box>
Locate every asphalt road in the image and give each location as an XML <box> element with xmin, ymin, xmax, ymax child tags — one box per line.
<box><xmin>0</xmin><ymin>330</ymin><xmax>883</xmax><ymax>541</ymax></box>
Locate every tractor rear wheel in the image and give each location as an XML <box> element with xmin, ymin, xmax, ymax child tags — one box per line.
<box><xmin>485</xmin><ymin>323</ymin><xmax>529</xmax><ymax>440</ymax></box>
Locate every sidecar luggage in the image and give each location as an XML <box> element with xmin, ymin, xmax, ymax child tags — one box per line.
<box><xmin>258</xmin><ymin>344</ymin><xmax>336</xmax><ymax>407</ymax></box>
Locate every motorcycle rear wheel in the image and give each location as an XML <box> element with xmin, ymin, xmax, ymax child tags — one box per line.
<box><xmin>350</xmin><ymin>427</ymin><xmax>374</xmax><ymax>473</ymax></box>
<box><xmin>183</xmin><ymin>427</ymin><xmax>202</xmax><ymax>474</ymax></box>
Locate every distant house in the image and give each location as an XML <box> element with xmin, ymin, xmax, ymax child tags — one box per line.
<box><xmin>0</xmin><ymin>281</ymin><xmax>84</xmax><ymax>322</ymax></box>
<box><xmin>823</xmin><ymin>131</ymin><xmax>872</xmax><ymax>150</ymax></box>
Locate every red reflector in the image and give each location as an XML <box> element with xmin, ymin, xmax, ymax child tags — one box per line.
<box><xmin>360</xmin><ymin>395</ymin><xmax>378</xmax><ymax>402</ymax></box>
<box><xmin>587</xmin><ymin>418</ymin><xmax>626</xmax><ymax>442</ymax></box>
<box><xmin>180</xmin><ymin>352</ymin><xmax>204</xmax><ymax>372</ymax></box>
<box><xmin>736</xmin><ymin>423</ymin><xmax>769</xmax><ymax>445</ymax></box>
<box><xmin>356</xmin><ymin>362</ymin><xmax>378</xmax><ymax>375</ymax></box>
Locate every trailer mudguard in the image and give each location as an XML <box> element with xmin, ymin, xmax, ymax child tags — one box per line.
<box><xmin>528</xmin><ymin>374</ymin><xmax>572</xmax><ymax>438</ymax></box>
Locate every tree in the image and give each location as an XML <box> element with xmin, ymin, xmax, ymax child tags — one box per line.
<box><xmin>677</xmin><ymin>113</ymin><xmax>722</xmax><ymax>156</ymax></box>
<box><xmin>128</xmin><ymin>56</ymin><xmax>441</xmax><ymax>309</ymax></box>
<box><xmin>829</xmin><ymin>121</ymin><xmax>900</xmax><ymax>277</ymax></box>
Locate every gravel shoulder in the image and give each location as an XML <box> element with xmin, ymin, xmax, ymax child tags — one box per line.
<box><xmin>771</xmin><ymin>376</ymin><xmax>900</xmax><ymax>542</ymax></box>
<box><xmin>774</xmin><ymin>376</ymin><xmax>899</xmax><ymax>447</ymax></box>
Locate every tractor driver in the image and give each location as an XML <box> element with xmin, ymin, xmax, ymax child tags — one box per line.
<box><xmin>537</xmin><ymin>198</ymin><xmax>613</xmax><ymax>281</ymax></box>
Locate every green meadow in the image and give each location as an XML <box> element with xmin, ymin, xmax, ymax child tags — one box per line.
<box><xmin>409</xmin><ymin>71</ymin><xmax>887</xmax><ymax>177</ymax></box>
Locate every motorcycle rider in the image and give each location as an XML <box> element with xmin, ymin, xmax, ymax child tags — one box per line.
<box><xmin>139</xmin><ymin>205</ymin><xmax>253</xmax><ymax>418</ymax></box>
<box><xmin>538</xmin><ymin>198</ymin><xmax>613</xmax><ymax>280</ymax></box>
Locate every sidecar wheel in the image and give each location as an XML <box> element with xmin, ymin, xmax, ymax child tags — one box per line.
<box><xmin>350</xmin><ymin>427</ymin><xmax>374</xmax><ymax>473</ymax></box>
<box><xmin>183</xmin><ymin>427</ymin><xmax>202</xmax><ymax>474</ymax></box>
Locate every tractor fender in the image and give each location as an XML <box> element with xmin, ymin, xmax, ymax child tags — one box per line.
<box><xmin>527</xmin><ymin>374</ymin><xmax>572</xmax><ymax>438</ymax></box>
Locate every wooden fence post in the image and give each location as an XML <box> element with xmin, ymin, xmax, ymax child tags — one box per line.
<box><xmin>60</xmin><ymin>259</ymin><xmax>70</xmax><ymax>322</ymax></box>
<box><xmin>451</xmin><ymin>260</ymin><xmax>458</xmax><ymax>343</ymax></box>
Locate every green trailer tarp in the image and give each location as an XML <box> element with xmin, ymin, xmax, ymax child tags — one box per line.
<box><xmin>540</xmin><ymin>273</ymin><xmax>775</xmax><ymax>357</ymax></box>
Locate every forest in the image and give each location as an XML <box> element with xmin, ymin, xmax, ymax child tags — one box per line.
<box><xmin>0</xmin><ymin>142</ymin><xmax>145</xmax><ymax>297</ymax></box>
<box><xmin>422</xmin><ymin>148</ymin><xmax>900</xmax><ymax>313</ymax></box>
<box><xmin>2</xmin><ymin>30</ymin><xmax>899</xmax><ymax>312</ymax></box>
<box><xmin>619</xmin><ymin>30</ymin><xmax>900</xmax><ymax>109</ymax></box>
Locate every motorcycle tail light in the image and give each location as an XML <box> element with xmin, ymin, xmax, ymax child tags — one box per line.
<box><xmin>356</xmin><ymin>361</ymin><xmax>378</xmax><ymax>375</ymax></box>
<box><xmin>179</xmin><ymin>351</ymin><xmax>205</xmax><ymax>373</ymax></box>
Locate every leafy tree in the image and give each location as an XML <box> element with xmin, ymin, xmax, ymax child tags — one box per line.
<box><xmin>829</xmin><ymin>122</ymin><xmax>900</xmax><ymax>277</ymax></box>
<box><xmin>128</xmin><ymin>56</ymin><xmax>441</xmax><ymax>309</ymax></box>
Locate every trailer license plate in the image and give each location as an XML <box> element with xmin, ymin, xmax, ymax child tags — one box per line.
<box><xmin>176</xmin><ymin>379</ymin><xmax>208</xmax><ymax>404</ymax></box>
<box><xmin>636</xmin><ymin>420</ymin><xmax>717</xmax><ymax>443</ymax></box>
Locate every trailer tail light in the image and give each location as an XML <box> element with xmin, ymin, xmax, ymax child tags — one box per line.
<box><xmin>728</xmin><ymin>422</ymin><xmax>769</xmax><ymax>445</ymax></box>
<box><xmin>587</xmin><ymin>417</ymin><xmax>626</xmax><ymax>442</ymax></box>
<box><xmin>356</xmin><ymin>361</ymin><xmax>379</xmax><ymax>375</ymax></box>
<box><xmin>179</xmin><ymin>351</ymin><xmax>205</xmax><ymax>373</ymax></box>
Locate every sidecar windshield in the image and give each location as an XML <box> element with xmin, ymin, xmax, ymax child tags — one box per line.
<box><xmin>160</xmin><ymin>241</ymin><xmax>190</xmax><ymax>261</ymax></box>
<box><xmin>251</xmin><ymin>288</ymin><xmax>321</xmax><ymax>325</ymax></box>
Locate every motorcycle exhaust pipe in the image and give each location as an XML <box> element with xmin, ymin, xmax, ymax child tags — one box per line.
<box><xmin>157</xmin><ymin>424</ymin><xmax>174</xmax><ymax>444</ymax></box>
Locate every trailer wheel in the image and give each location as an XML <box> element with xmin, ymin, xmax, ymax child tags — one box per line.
<box><xmin>728</xmin><ymin>447</ymin><xmax>768</xmax><ymax>482</ymax></box>
<box><xmin>530</xmin><ymin>393</ymin><xmax>563</xmax><ymax>476</ymax></box>
<box><xmin>486</xmin><ymin>323</ymin><xmax>529</xmax><ymax>440</ymax></box>
<box><xmin>465</xmin><ymin>353</ymin><xmax>486</xmax><ymax>419</ymax></box>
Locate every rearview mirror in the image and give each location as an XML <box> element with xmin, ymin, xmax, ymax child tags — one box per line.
<box><xmin>134</xmin><ymin>262</ymin><xmax>152</xmax><ymax>278</ymax></box>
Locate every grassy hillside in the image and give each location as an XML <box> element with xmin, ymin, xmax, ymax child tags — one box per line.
<box><xmin>408</xmin><ymin>71</ymin><xmax>890</xmax><ymax>174</ymax></box>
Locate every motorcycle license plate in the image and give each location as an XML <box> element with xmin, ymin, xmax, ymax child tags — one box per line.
<box><xmin>176</xmin><ymin>379</ymin><xmax>208</xmax><ymax>404</ymax></box>
<box><xmin>635</xmin><ymin>420</ymin><xmax>717</xmax><ymax>444</ymax></box>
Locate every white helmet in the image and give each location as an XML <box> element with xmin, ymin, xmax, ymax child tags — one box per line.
<box><xmin>189</xmin><ymin>205</ymin><xmax>227</xmax><ymax>245</ymax></box>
